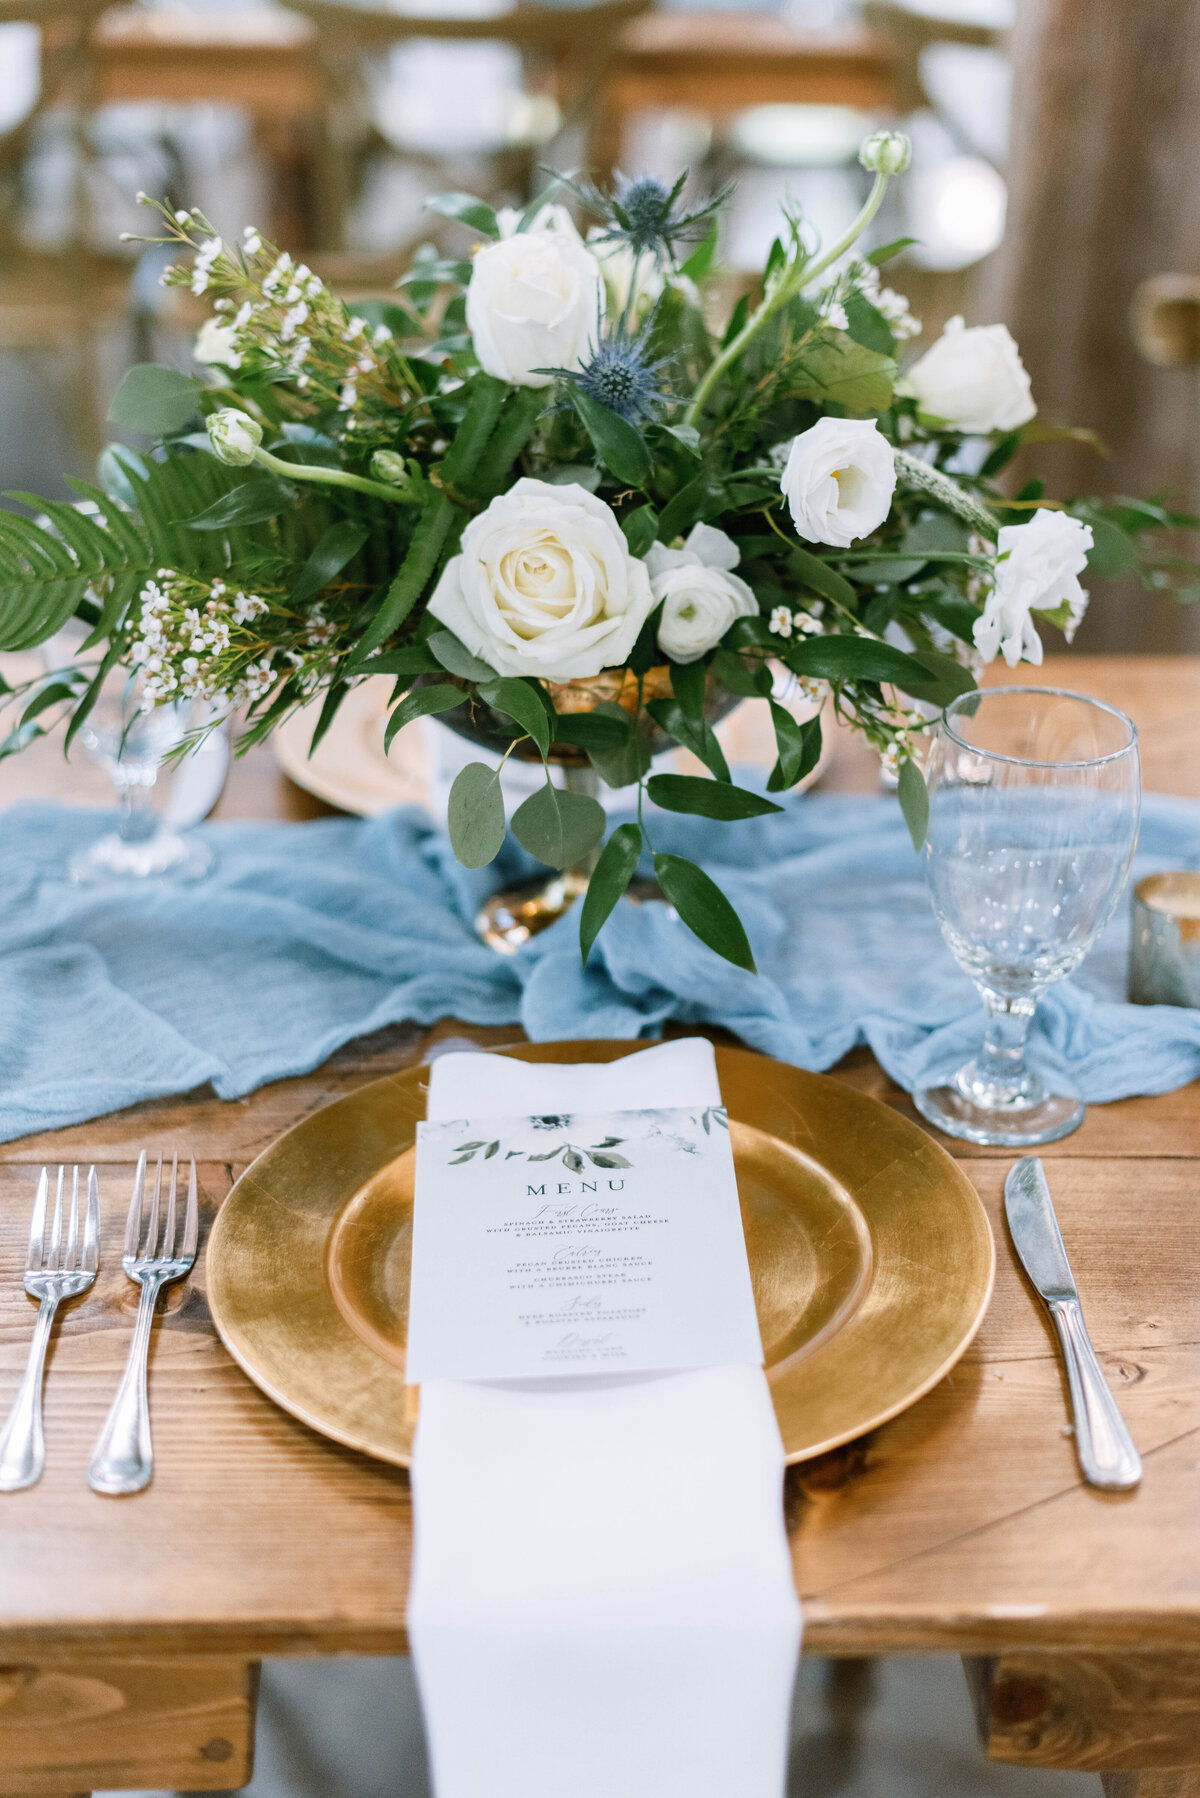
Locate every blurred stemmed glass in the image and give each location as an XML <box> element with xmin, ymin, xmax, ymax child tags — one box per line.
<box><xmin>915</xmin><ymin>686</ymin><xmax>1141</xmax><ymax>1146</ymax></box>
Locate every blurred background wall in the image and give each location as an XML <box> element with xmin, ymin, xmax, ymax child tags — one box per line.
<box><xmin>0</xmin><ymin>0</ymin><xmax>1195</xmax><ymax>653</ymax></box>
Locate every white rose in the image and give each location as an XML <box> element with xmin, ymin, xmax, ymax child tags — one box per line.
<box><xmin>902</xmin><ymin>316</ymin><xmax>1035</xmax><ymax>433</ymax></box>
<box><xmin>466</xmin><ymin>213</ymin><xmax>604</xmax><ymax>389</ymax></box>
<box><xmin>647</xmin><ymin>524</ymin><xmax>758</xmax><ymax>664</ymax></box>
<box><xmin>428</xmin><ymin>477</ymin><xmax>656</xmax><ymax>680</ymax></box>
<box><xmin>780</xmin><ymin>417</ymin><xmax>897</xmax><ymax>548</ymax></box>
<box><xmin>974</xmin><ymin>508</ymin><xmax>1093</xmax><ymax>667</ymax></box>
<box><xmin>194</xmin><ymin>318</ymin><xmax>241</xmax><ymax>368</ymax></box>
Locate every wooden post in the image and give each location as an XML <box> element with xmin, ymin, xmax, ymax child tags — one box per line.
<box><xmin>1102</xmin><ymin>1777</ymin><xmax>1200</xmax><ymax>1798</ymax></box>
<box><xmin>988</xmin><ymin>0</ymin><xmax>1200</xmax><ymax>651</ymax></box>
<box><xmin>965</xmin><ymin>1653</ymin><xmax>1200</xmax><ymax>1775</ymax></box>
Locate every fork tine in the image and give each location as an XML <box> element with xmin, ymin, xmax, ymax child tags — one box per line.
<box><xmin>125</xmin><ymin>1151</ymin><xmax>147</xmax><ymax>1259</ymax></box>
<box><xmin>65</xmin><ymin>1165</ymin><xmax>79</xmax><ymax>1268</ymax></box>
<box><xmin>83</xmin><ymin>1166</ymin><xmax>101</xmax><ymax>1275</ymax></box>
<box><xmin>182</xmin><ymin>1157</ymin><xmax>198</xmax><ymax>1261</ymax></box>
<box><xmin>48</xmin><ymin>1166</ymin><xmax>64</xmax><ymax>1270</ymax></box>
<box><xmin>165</xmin><ymin>1152</ymin><xmax>178</xmax><ymax>1257</ymax></box>
<box><xmin>27</xmin><ymin>1167</ymin><xmax>47</xmax><ymax>1269</ymax></box>
<box><xmin>143</xmin><ymin>1153</ymin><xmax>162</xmax><ymax>1258</ymax></box>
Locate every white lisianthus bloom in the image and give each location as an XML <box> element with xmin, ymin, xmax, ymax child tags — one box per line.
<box><xmin>466</xmin><ymin>213</ymin><xmax>605</xmax><ymax>389</ymax></box>
<box><xmin>780</xmin><ymin>417</ymin><xmax>897</xmax><ymax>548</ymax></box>
<box><xmin>194</xmin><ymin>317</ymin><xmax>241</xmax><ymax>368</ymax></box>
<box><xmin>902</xmin><ymin>316</ymin><xmax>1036</xmax><ymax>433</ymax></box>
<box><xmin>974</xmin><ymin>509</ymin><xmax>1094</xmax><ymax>667</ymax></box>
<box><xmin>647</xmin><ymin>524</ymin><xmax>759</xmax><ymax>664</ymax></box>
<box><xmin>207</xmin><ymin>409</ymin><xmax>262</xmax><ymax>466</ymax></box>
<box><xmin>428</xmin><ymin>477</ymin><xmax>656</xmax><ymax>680</ymax></box>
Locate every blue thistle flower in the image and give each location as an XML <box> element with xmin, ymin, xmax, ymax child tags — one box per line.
<box><xmin>572</xmin><ymin>330</ymin><xmax>670</xmax><ymax>426</ymax></box>
<box><xmin>556</xmin><ymin>168</ymin><xmax>730</xmax><ymax>265</ymax></box>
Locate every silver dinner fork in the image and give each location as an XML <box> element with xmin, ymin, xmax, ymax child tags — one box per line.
<box><xmin>0</xmin><ymin>1165</ymin><xmax>101</xmax><ymax>1492</ymax></box>
<box><xmin>87</xmin><ymin>1151</ymin><xmax>198</xmax><ymax>1496</ymax></box>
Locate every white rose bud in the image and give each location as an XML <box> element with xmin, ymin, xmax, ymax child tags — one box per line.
<box><xmin>780</xmin><ymin>417</ymin><xmax>897</xmax><ymax>549</ymax></box>
<box><xmin>466</xmin><ymin>214</ymin><xmax>605</xmax><ymax>389</ymax></box>
<box><xmin>428</xmin><ymin>477</ymin><xmax>656</xmax><ymax>680</ymax></box>
<box><xmin>902</xmin><ymin>316</ymin><xmax>1036</xmax><ymax>433</ymax></box>
<box><xmin>974</xmin><ymin>509</ymin><xmax>1093</xmax><ymax>668</ymax></box>
<box><xmin>647</xmin><ymin>524</ymin><xmax>758</xmax><ymax>664</ymax></box>
<box><xmin>859</xmin><ymin>130</ymin><xmax>911</xmax><ymax>175</ymax></box>
<box><xmin>194</xmin><ymin>318</ymin><xmax>241</xmax><ymax>368</ymax></box>
<box><xmin>207</xmin><ymin>408</ymin><xmax>262</xmax><ymax>466</ymax></box>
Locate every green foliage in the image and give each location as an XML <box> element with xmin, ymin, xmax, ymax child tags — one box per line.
<box><xmin>580</xmin><ymin>822</ymin><xmax>644</xmax><ymax>964</ymax></box>
<box><xmin>653</xmin><ymin>854</ymin><xmax>756</xmax><ymax>972</ymax></box>
<box><xmin>107</xmin><ymin>363</ymin><xmax>203</xmax><ymax>435</ymax></box>
<box><xmin>647</xmin><ymin>774</ymin><xmax>783</xmax><ymax>820</ymax></box>
<box><xmin>569</xmin><ymin>389</ymin><xmax>652</xmax><ymax>488</ymax></box>
<box><xmin>384</xmin><ymin>681</ymin><xmax>464</xmax><ymax>750</ymax></box>
<box><xmin>512</xmin><ymin>781</ymin><xmax>607</xmax><ymax>869</ymax></box>
<box><xmin>897</xmin><ymin>757</ymin><xmax>929</xmax><ymax>850</ymax></box>
<box><xmin>448</xmin><ymin>761</ymin><xmax>507</xmax><ymax>866</ymax></box>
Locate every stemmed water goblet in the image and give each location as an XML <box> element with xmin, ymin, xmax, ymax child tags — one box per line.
<box><xmin>914</xmin><ymin>686</ymin><xmax>1141</xmax><ymax>1146</ymax></box>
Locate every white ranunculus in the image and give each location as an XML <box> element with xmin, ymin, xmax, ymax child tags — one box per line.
<box><xmin>902</xmin><ymin>316</ymin><xmax>1035</xmax><ymax>434</ymax></box>
<box><xmin>780</xmin><ymin>417</ymin><xmax>897</xmax><ymax>549</ymax></box>
<box><xmin>194</xmin><ymin>317</ymin><xmax>241</xmax><ymax>368</ymax></box>
<box><xmin>647</xmin><ymin>524</ymin><xmax>758</xmax><ymax>664</ymax></box>
<box><xmin>207</xmin><ymin>408</ymin><xmax>262</xmax><ymax>466</ymax></box>
<box><xmin>974</xmin><ymin>508</ymin><xmax>1094</xmax><ymax>667</ymax></box>
<box><xmin>428</xmin><ymin>477</ymin><xmax>656</xmax><ymax>680</ymax></box>
<box><xmin>466</xmin><ymin>213</ymin><xmax>604</xmax><ymax>389</ymax></box>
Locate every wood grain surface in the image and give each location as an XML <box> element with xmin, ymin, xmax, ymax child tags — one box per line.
<box><xmin>1</xmin><ymin>656</ymin><xmax>1199</xmax><ymax>1789</ymax></box>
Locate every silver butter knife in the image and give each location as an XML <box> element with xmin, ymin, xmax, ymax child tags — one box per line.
<box><xmin>1004</xmin><ymin>1156</ymin><xmax>1141</xmax><ymax>1491</ymax></box>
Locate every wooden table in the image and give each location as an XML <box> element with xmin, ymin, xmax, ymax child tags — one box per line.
<box><xmin>1</xmin><ymin>655</ymin><xmax>1199</xmax><ymax>1797</ymax></box>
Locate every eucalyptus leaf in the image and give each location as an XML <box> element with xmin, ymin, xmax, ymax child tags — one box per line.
<box><xmin>792</xmin><ymin>339</ymin><xmax>896</xmax><ymax>415</ymax></box>
<box><xmin>511</xmin><ymin>781</ymin><xmax>607</xmax><ymax>869</ymax></box>
<box><xmin>106</xmin><ymin>363</ymin><xmax>203</xmax><ymax>435</ymax></box>
<box><xmin>580</xmin><ymin>821</ymin><xmax>643</xmax><ymax>964</ymax></box>
<box><xmin>448</xmin><ymin>761</ymin><xmax>507</xmax><ymax>867</ymax></box>
<box><xmin>647</xmin><ymin>774</ymin><xmax>783</xmax><ymax>820</ymax></box>
<box><xmin>653</xmin><ymin>854</ymin><xmax>756</xmax><ymax>973</ymax></box>
<box><xmin>897</xmin><ymin>756</ymin><xmax>929</xmax><ymax>850</ymax></box>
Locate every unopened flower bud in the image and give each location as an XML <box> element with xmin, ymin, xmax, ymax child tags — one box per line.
<box><xmin>859</xmin><ymin>130</ymin><xmax>912</xmax><ymax>176</ymax></box>
<box><xmin>207</xmin><ymin>408</ymin><xmax>262</xmax><ymax>466</ymax></box>
<box><xmin>370</xmin><ymin>449</ymin><xmax>408</xmax><ymax>486</ymax></box>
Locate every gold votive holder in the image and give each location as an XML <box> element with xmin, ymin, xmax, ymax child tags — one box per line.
<box><xmin>1129</xmin><ymin>873</ymin><xmax>1200</xmax><ymax>1006</ymax></box>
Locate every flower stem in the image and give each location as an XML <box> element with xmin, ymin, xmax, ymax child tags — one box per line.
<box><xmin>684</xmin><ymin>172</ymin><xmax>889</xmax><ymax>429</ymax></box>
<box><xmin>252</xmin><ymin>447</ymin><xmax>412</xmax><ymax>504</ymax></box>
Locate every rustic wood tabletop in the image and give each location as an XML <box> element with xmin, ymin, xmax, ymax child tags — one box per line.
<box><xmin>1</xmin><ymin>655</ymin><xmax>1197</xmax><ymax>1798</ymax></box>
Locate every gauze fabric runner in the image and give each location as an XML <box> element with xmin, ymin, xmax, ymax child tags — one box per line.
<box><xmin>7</xmin><ymin>793</ymin><xmax>1200</xmax><ymax>1142</ymax></box>
<box><xmin>409</xmin><ymin>1038</ymin><xmax>802</xmax><ymax>1798</ymax></box>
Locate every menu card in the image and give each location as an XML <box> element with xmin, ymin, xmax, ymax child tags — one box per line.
<box><xmin>406</xmin><ymin>1104</ymin><xmax>762</xmax><ymax>1383</ymax></box>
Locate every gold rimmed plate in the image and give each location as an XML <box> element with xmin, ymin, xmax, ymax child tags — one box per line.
<box><xmin>206</xmin><ymin>1043</ymin><xmax>994</xmax><ymax>1465</ymax></box>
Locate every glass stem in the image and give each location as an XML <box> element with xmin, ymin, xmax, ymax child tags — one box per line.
<box><xmin>562</xmin><ymin>761</ymin><xmax>602</xmax><ymax>882</ymax></box>
<box><xmin>977</xmin><ymin>989</ymin><xmax>1037</xmax><ymax>1099</ymax></box>
<box><xmin>115</xmin><ymin>769</ymin><xmax>160</xmax><ymax>844</ymax></box>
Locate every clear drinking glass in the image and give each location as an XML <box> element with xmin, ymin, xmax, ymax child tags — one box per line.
<box><xmin>914</xmin><ymin>686</ymin><xmax>1141</xmax><ymax>1146</ymax></box>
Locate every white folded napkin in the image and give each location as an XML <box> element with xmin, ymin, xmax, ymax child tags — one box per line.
<box><xmin>408</xmin><ymin>1039</ymin><xmax>802</xmax><ymax>1798</ymax></box>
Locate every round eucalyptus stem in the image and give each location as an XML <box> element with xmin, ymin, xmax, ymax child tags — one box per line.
<box><xmin>252</xmin><ymin>447</ymin><xmax>411</xmax><ymax>505</ymax></box>
<box><xmin>684</xmin><ymin>171</ymin><xmax>889</xmax><ymax>429</ymax></box>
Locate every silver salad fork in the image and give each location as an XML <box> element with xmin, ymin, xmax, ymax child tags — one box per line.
<box><xmin>0</xmin><ymin>1165</ymin><xmax>101</xmax><ymax>1492</ymax></box>
<box><xmin>88</xmin><ymin>1151</ymin><xmax>198</xmax><ymax>1496</ymax></box>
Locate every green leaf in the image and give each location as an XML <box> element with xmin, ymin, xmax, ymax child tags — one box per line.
<box><xmin>897</xmin><ymin>756</ymin><xmax>929</xmax><ymax>850</ymax></box>
<box><xmin>347</xmin><ymin>298</ymin><xmax>425</xmax><ymax>339</ymax></box>
<box><xmin>786</xmin><ymin>634</ymin><xmax>964</xmax><ymax>703</ymax></box>
<box><xmin>866</xmin><ymin>236</ymin><xmax>918</xmax><ymax>265</ymax></box>
<box><xmin>308</xmin><ymin>680</ymin><xmax>350</xmax><ymax>754</ymax></box>
<box><xmin>426</xmin><ymin>191</ymin><xmax>500</xmax><ymax>239</ymax></box>
<box><xmin>1085</xmin><ymin>516</ymin><xmax>1140</xmax><ymax>578</ymax></box>
<box><xmin>583</xmin><ymin>702</ymin><xmax>650</xmax><ymax>788</ymax></box>
<box><xmin>358</xmin><ymin>643</ymin><xmax>441</xmax><ymax>679</ymax></box>
<box><xmin>979</xmin><ymin>431</ymin><xmax>1024</xmax><ymax>479</ymax></box>
<box><xmin>511</xmin><ymin>781</ymin><xmax>607</xmax><ymax>869</ymax></box>
<box><xmin>479</xmin><ymin>677</ymin><xmax>551</xmax><ymax>758</ymax></box>
<box><xmin>569</xmin><ymin>389</ymin><xmax>651</xmax><ymax>488</ymax></box>
<box><xmin>905</xmin><ymin>649</ymin><xmax>977</xmax><ymax>703</ymax></box>
<box><xmin>766</xmin><ymin>703</ymin><xmax>822</xmax><ymax>791</ymax></box>
<box><xmin>712</xmin><ymin>646</ymin><xmax>773</xmax><ymax>699</ymax></box>
<box><xmin>580</xmin><ymin>822</ymin><xmax>644</xmax><ymax>964</ymax></box>
<box><xmin>657</xmin><ymin>474</ymin><xmax>721</xmax><ymax>544</ymax></box>
<box><xmin>792</xmin><ymin>339</ymin><xmax>896</xmax><ymax>415</ymax></box>
<box><xmin>551</xmin><ymin>710</ymin><xmax>630</xmax><ymax>751</ymax></box>
<box><xmin>448</xmin><ymin>761</ymin><xmax>507</xmax><ymax>867</ymax></box>
<box><xmin>289</xmin><ymin>521</ymin><xmax>370</xmax><ymax>607</ymax></box>
<box><xmin>721</xmin><ymin>293</ymin><xmax>749</xmax><ymax>349</ymax></box>
<box><xmin>384</xmin><ymin>681</ymin><xmax>464</xmax><ymax>750</ymax></box>
<box><xmin>679</xmin><ymin>225</ymin><xmax>718</xmax><ymax>283</ymax></box>
<box><xmin>662</xmin><ymin>423</ymin><xmax>702</xmax><ymax>458</ymax></box>
<box><xmin>844</xmin><ymin>291</ymin><xmax>896</xmax><ymax>356</ymax></box>
<box><xmin>646</xmin><ymin>697</ymin><xmax>730</xmax><ymax>781</ymax></box>
<box><xmin>621</xmin><ymin>504</ymin><xmax>659</xmax><ymax>558</ymax></box>
<box><xmin>20</xmin><ymin>679</ymin><xmax>77</xmax><ymax>726</ymax></box>
<box><xmin>106</xmin><ymin>363</ymin><xmax>204</xmax><ymax>435</ymax></box>
<box><xmin>787</xmin><ymin>543</ymin><xmax>858</xmax><ymax>610</ymax></box>
<box><xmin>186</xmin><ymin>480</ymin><xmax>291</xmax><ymax>531</ymax></box>
<box><xmin>653</xmin><ymin>854</ymin><xmax>756</xmax><ymax>973</ymax></box>
<box><xmin>97</xmin><ymin>444</ymin><xmax>145</xmax><ymax>508</ymax></box>
<box><xmin>429</xmin><ymin>629</ymin><xmax>497</xmax><ymax>682</ymax></box>
<box><xmin>669</xmin><ymin>658</ymin><xmax>707</xmax><ymax>719</ymax></box>
<box><xmin>647</xmin><ymin>774</ymin><xmax>783</xmax><ymax>820</ymax></box>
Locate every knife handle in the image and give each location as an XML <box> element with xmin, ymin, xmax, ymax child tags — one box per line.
<box><xmin>1048</xmin><ymin>1298</ymin><xmax>1142</xmax><ymax>1491</ymax></box>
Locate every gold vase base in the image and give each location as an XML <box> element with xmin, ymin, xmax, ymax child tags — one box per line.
<box><xmin>476</xmin><ymin>872</ymin><xmax>665</xmax><ymax>954</ymax></box>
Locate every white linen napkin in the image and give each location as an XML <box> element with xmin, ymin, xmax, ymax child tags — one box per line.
<box><xmin>408</xmin><ymin>1039</ymin><xmax>802</xmax><ymax>1798</ymax></box>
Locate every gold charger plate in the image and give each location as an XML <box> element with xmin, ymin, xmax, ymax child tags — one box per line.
<box><xmin>206</xmin><ymin>1043</ymin><xmax>994</xmax><ymax>1465</ymax></box>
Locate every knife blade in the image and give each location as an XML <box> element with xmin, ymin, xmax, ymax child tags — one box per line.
<box><xmin>1004</xmin><ymin>1157</ymin><xmax>1141</xmax><ymax>1491</ymax></box>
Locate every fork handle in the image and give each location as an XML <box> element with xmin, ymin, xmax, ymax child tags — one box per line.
<box><xmin>0</xmin><ymin>1296</ymin><xmax>58</xmax><ymax>1492</ymax></box>
<box><xmin>88</xmin><ymin>1275</ymin><xmax>165</xmax><ymax>1496</ymax></box>
<box><xmin>1049</xmin><ymin>1297</ymin><xmax>1143</xmax><ymax>1491</ymax></box>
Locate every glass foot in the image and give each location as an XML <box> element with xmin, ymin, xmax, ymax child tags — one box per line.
<box><xmin>913</xmin><ymin>1060</ymin><xmax>1084</xmax><ymax>1147</ymax></box>
<box><xmin>68</xmin><ymin>829</ymin><xmax>214</xmax><ymax>885</ymax></box>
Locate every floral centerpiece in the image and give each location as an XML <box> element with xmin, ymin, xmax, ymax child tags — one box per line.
<box><xmin>1</xmin><ymin>132</ymin><xmax>1193</xmax><ymax>969</ymax></box>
